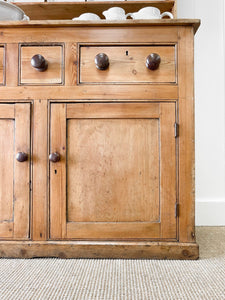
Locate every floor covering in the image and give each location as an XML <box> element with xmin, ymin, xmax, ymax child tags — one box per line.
<box><xmin>0</xmin><ymin>227</ymin><xmax>224</xmax><ymax>300</ymax></box>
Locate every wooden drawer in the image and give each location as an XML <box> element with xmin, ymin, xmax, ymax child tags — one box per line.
<box><xmin>19</xmin><ymin>45</ymin><xmax>64</xmax><ymax>85</ymax></box>
<box><xmin>0</xmin><ymin>46</ymin><xmax>5</xmax><ymax>85</ymax></box>
<box><xmin>80</xmin><ymin>45</ymin><xmax>176</xmax><ymax>84</ymax></box>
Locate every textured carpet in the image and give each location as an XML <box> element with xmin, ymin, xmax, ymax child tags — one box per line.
<box><xmin>0</xmin><ymin>227</ymin><xmax>225</xmax><ymax>300</ymax></box>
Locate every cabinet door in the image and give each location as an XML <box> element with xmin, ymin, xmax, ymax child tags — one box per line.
<box><xmin>50</xmin><ymin>103</ymin><xmax>176</xmax><ymax>240</ymax></box>
<box><xmin>0</xmin><ymin>103</ymin><xmax>30</xmax><ymax>239</ymax></box>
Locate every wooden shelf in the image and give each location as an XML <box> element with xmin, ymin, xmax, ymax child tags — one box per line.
<box><xmin>0</xmin><ymin>19</ymin><xmax>201</xmax><ymax>33</ymax></box>
<box><xmin>13</xmin><ymin>1</ymin><xmax>177</xmax><ymax>20</ymax></box>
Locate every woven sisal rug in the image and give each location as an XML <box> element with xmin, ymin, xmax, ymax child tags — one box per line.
<box><xmin>0</xmin><ymin>227</ymin><xmax>224</xmax><ymax>300</ymax></box>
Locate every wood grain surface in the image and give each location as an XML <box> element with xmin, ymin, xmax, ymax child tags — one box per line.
<box><xmin>32</xmin><ymin>100</ymin><xmax>48</xmax><ymax>241</ymax></box>
<box><xmin>80</xmin><ymin>45</ymin><xmax>176</xmax><ymax>84</ymax></box>
<box><xmin>0</xmin><ymin>103</ymin><xmax>30</xmax><ymax>239</ymax></box>
<box><xmin>0</xmin><ymin>241</ymin><xmax>199</xmax><ymax>260</ymax></box>
<box><xmin>0</xmin><ymin>47</ymin><xmax>4</xmax><ymax>85</ymax></box>
<box><xmin>14</xmin><ymin>1</ymin><xmax>176</xmax><ymax>20</ymax></box>
<box><xmin>50</xmin><ymin>103</ymin><xmax>67</xmax><ymax>239</ymax></box>
<box><xmin>0</xmin><ymin>18</ymin><xmax>199</xmax><ymax>259</ymax></box>
<box><xmin>178</xmin><ymin>27</ymin><xmax>196</xmax><ymax>243</ymax></box>
<box><xmin>50</xmin><ymin>102</ymin><xmax>177</xmax><ymax>240</ymax></box>
<box><xmin>13</xmin><ymin>103</ymin><xmax>31</xmax><ymax>238</ymax></box>
<box><xmin>0</xmin><ymin>119</ymin><xmax>14</xmax><ymax>223</ymax></box>
<box><xmin>20</xmin><ymin>45</ymin><xmax>63</xmax><ymax>85</ymax></box>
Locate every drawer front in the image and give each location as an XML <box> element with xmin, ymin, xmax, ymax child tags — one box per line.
<box><xmin>20</xmin><ymin>45</ymin><xmax>64</xmax><ymax>85</ymax></box>
<box><xmin>80</xmin><ymin>45</ymin><xmax>176</xmax><ymax>84</ymax></box>
<box><xmin>0</xmin><ymin>46</ymin><xmax>5</xmax><ymax>85</ymax></box>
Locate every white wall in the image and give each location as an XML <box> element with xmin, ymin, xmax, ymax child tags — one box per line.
<box><xmin>178</xmin><ymin>0</ymin><xmax>225</xmax><ymax>225</ymax></box>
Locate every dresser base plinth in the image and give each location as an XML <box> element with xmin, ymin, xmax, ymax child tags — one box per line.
<box><xmin>0</xmin><ymin>241</ymin><xmax>199</xmax><ymax>260</ymax></box>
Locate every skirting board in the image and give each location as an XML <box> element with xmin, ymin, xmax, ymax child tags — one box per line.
<box><xmin>196</xmin><ymin>199</ymin><xmax>225</xmax><ymax>226</ymax></box>
<box><xmin>0</xmin><ymin>241</ymin><xmax>199</xmax><ymax>260</ymax></box>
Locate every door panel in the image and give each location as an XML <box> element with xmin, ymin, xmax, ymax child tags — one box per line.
<box><xmin>50</xmin><ymin>102</ymin><xmax>176</xmax><ymax>240</ymax></box>
<box><xmin>67</xmin><ymin>118</ymin><xmax>159</xmax><ymax>223</ymax></box>
<box><xmin>0</xmin><ymin>103</ymin><xmax>30</xmax><ymax>239</ymax></box>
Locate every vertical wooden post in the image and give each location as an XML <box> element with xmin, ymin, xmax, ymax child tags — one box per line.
<box><xmin>32</xmin><ymin>100</ymin><xmax>48</xmax><ymax>240</ymax></box>
<box><xmin>178</xmin><ymin>26</ymin><xmax>196</xmax><ymax>243</ymax></box>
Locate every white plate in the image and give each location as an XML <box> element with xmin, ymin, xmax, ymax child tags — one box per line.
<box><xmin>0</xmin><ymin>1</ymin><xmax>29</xmax><ymax>21</ymax></box>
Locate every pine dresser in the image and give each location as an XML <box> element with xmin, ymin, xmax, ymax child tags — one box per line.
<box><xmin>0</xmin><ymin>1</ymin><xmax>200</xmax><ymax>259</ymax></box>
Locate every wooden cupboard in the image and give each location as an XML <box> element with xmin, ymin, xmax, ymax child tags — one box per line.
<box><xmin>0</xmin><ymin>2</ymin><xmax>200</xmax><ymax>259</ymax></box>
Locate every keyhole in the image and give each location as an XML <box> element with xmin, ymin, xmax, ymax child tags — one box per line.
<box><xmin>126</xmin><ymin>51</ymin><xmax>129</xmax><ymax>56</ymax></box>
<box><xmin>55</xmin><ymin>169</ymin><xmax>57</xmax><ymax>174</ymax></box>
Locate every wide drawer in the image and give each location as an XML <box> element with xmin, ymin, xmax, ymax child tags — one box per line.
<box><xmin>19</xmin><ymin>45</ymin><xmax>64</xmax><ymax>85</ymax></box>
<box><xmin>0</xmin><ymin>46</ymin><xmax>5</xmax><ymax>85</ymax></box>
<box><xmin>79</xmin><ymin>45</ymin><xmax>176</xmax><ymax>84</ymax></box>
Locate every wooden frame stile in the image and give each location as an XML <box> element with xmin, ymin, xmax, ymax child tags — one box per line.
<box><xmin>5</xmin><ymin>43</ymin><xmax>19</xmax><ymax>87</ymax></box>
<box><xmin>49</xmin><ymin>103</ymin><xmax>67</xmax><ymax>239</ymax></box>
<box><xmin>172</xmin><ymin>0</ymin><xmax>177</xmax><ymax>18</ymax></box>
<box><xmin>32</xmin><ymin>99</ymin><xmax>48</xmax><ymax>241</ymax></box>
<box><xmin>178</xmin><ymin>26</ymin><xmax>196</xmax><ymax>243</ymax></box>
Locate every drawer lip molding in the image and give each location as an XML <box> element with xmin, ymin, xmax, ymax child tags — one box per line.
<box><xmin>0</xmin><ymin>241</ymin><xmax>199</xmax><ymax>260</ymax></box>
<box><xmin>79</xmin><ymin>44</ymin><xmax>177</xmax><ymax>85</ymax></box>
<box><xmin>0</xmin><ymin>44</ymin><xmax>6</xmax><ymax>86</ymax></box>
<box><xmin>19</xmin><ymin>43</ymin><xmax>65</xmax><ymax>86</ymax></box>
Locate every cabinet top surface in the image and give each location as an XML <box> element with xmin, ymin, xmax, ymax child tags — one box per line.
<box><xmin>0</xmin><ymin>19</ymin><xmax>200</xmax><ymax>33</ymax></box>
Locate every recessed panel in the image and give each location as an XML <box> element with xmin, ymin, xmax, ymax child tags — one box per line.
<box><xmin>0</xmin><ymin>119</ymin><xmax>14</xmax><ymax>222</ymax></box>
<box><xmin>67</xmin><ymin>118</ymin><xmax>160</xmax><ymax>223</ymax></box>
<box><xmin>0</xmin><ymin>46</ymin><xmax>5</xmax><ymax>85</ymax></box>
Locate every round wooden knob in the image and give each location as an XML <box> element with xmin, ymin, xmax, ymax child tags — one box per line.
<box><xmin>31</xmin><ymin>54</ymin><xmax>48</xmax><ymax>72</ymax></box>
<box><xmin>146</xmin><ymin>53</ymin><xmax>161</xmax><ymax>71</ymax></box>
<box><xmin>95</xmin><ymin>53</ymin><xmax>109</xmax><ymax>70</ymax></box>
<box><xmin>49</xmin><ymin>152</ymin><xmax>60</xmax><ymax>163</ymax></box>
<box><xmin>16</xmin><ymin>152</ymin><xmax>28</xmax><ymax>162</ymax></box>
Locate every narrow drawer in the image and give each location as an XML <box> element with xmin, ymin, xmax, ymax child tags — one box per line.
<box><xmin>20</xmin><ymin>45</ymin><xmax>64</xmax><ymax>85</ymax></box>
<box><xmin>0</xmin><ymin>46</ymin><xmax>5</xmax><ymax>85</ymax></box>
<box><xmin>79</xmin><ymin>45</ymin><xmax>176</xmax><ymax>84</ymax></box>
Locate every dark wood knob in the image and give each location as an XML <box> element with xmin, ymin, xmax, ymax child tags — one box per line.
<box><xmin>31</xmin><ymin>54</ymin><xmax>48</xmax><ymax>72</ymax></box>
<box><xmin>146</xmin><ymin>53</ymin><xmax>161</xmax><ymax>71</ymax></box>
<box><xmin>95</xmin><ymin>53</ymin><xmax>109</xmax><ymax>70</ymax></box>
<box><xmin>16</xmin><ymin>152</ymin><xmax>28</xmax><ymax>162</ymax></box>
<box><xmin>49</xmin><ymin>152</ymin><xmax>60</xmax><ymax>163</ymax></box>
